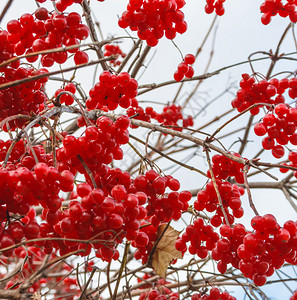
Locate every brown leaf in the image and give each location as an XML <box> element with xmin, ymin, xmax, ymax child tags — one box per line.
<box><xmin>152</xmin><ymin>224</ymin><xmax>182</xmax><ymax>278</ymax></box>
<box><xmin>32</xmin><ymin>292</ymin><xmax>41</xmax><ymax>300</ymax></box>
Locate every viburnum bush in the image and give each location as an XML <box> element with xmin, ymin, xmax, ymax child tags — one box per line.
<box><xmin>0</xmin><ymin>0</ymin><xmax>297</xmax><ymax>299</ymax></box>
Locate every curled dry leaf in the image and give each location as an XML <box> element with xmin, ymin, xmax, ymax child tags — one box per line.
<box><xmin>32</xmin><ymin>292</ymin><xmax>41</xmax><ymax>300</ymax></box>
<box><xmin>152</xmin><ymin>224</ymin><xmax>183</xmax><ymax>278</ymax></box>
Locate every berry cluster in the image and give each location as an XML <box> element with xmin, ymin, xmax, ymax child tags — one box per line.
<box><xmin>254</xmin><ymin>103</ymin><xmax>297</xmax><ymax>158</ymax></box>
<box><xmin>0</xmin><ymin>144</ymin><xmax>72</xmax><ymax>217</ymax></box>
<box><xmin>54</xmin><ymin>82</ymin><xmax>77</xmax><ymax>105</ymax></box>
<box><xmin>86</xmin><ymin>72</ymin><xmax>195</xmax><ymax>132</ymax></box>
<box><xmin>86</xmin><ymin>71</ymin><xmax>138</xmax><ymax>111</ymax></box>
<box><xmin>212</xmin><ymin>224</ymin><xmax>249</xmax><ymax>277</ymax></box>
<box><xmin>173</xmin><ymin>54</ymin><xmax>195</xmax><ymax>82</ymax></box>
<box><xmin>0</xmin><ymin>66</ymin><xmax>48</xmax><ymax>128</ymax></box>
<box><xmin>0</xmin><ymin>115</ymin><xmax>132</xmax><ymax>258</ymax></box>
<box><xmin>231</xmin><ymin>74</ymin><xmax>297</xmax><ymax>115</ymax></box>
<box><xmin>104</xmin><ymin>43</ymin><xmax>126</xmax><ymax>67</ymax></box>
<box><xmin>40</xmin><ymin>184</ymin><xmax>147</xmax><ymax>261</ymax></box>
<box><xmin>35</xmin><ymin>0</ymin><xmax>83</xmax><ymax>12</ymax></box>
<box><xmin>3</xmin><ymin>245</ymin><xmax>80</xmax><ymax>298</ymax></box>
<box><xmin>237</xmin><ymin>215</ymin><xmax>297</xmax><ymax>286</ymax></box>
<box><xmin>260</xmin><ymin>0</ymin><xmax>297</xmax><ymax>25</ymax></box>
<box><xmin>139</xmin><ymin>286</ymin><xmax>179</xmax><ymax>300</ymax></box>
<box><xmin>58</xmin><ymin>116</ymin><xmax>130</xmax><ymax>174</ymax></box>
<box><xmin>280</xmin><ymin>151</ymin><xmax>297</xmax><ymax>178</ymax></box>
<box><xmin>208</xmin><ymin>153</ymin><xmax>245</xmax><ymax>184</ymax></box>
<box><xmin>126</xmin><ymin>101</ymin><xmax>156</xmax><ymax>127</ymax></box>
<box><xmin>191</xmin><ymin>287</ymin><xmax>236</xmax><ymax>300</ymax></box>
<box><xmin>0</xmin><ymin>7</ymin><xmax>92</xmax><ymax>124</ymax></box>
<box><xmin>204</xmin><ymin>0</ymin><xmax>226</xmax><ymax>16</ymax></box>
<box><xmin>212</xmin><ymin>215</ymin><xmax>297</xmax><ymax>286</ymax></box>
<box><xmin>0</xmin><ymin>209</ymin><xmax>40</xmax><ymax>257</ymax></box>
<box><xmin>156</xmin><ymin>104</ymin><xmax>194</xmax><ymax>130</ymax></box>
<box><xmin>133</xmin><ymin>222</ymin><xmax>161</xmax><ymax>264</ymax></box>
<box><xmin>137</xmin><ymin>275</ymin><xmax>180</xmax><ymax>299</ymax></box>
<box><xmin>7</xmin><ymin>9</ymin><xmax>89</xmax><ymax>66</ymax></box>
<box><xmin>194</xmin><ymin>180</ymin><xmax>245</xmax><ymax>227</ymax></box>
<box><xmin>118</xmin><ymin>0</ymin><xmax>187</xmax><ymax>47</ymax></box>
<box><xmin>126</xmin><ymin>103</ymin><xmax>194</xmax><ymax>133</ymax></box>
<box><xmin>134</xmin><ymin>170</ymin><xmax>191</xmax><ymax>226</ymax></box>
<box><xmin>175</xmin><ymin>217</ymin><xmax>219</xmax><ymax>259</ymax></box>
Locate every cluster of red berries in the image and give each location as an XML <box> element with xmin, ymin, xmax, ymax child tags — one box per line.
<box><xmin>3</xmin><ymin>245</ymin><xmax>80</xmax><ymax>298</ymax></box>
<box><xmin>58</xmin><ymin>116</ymin><xmax>130</xmax><ymax>175</ymax></box>
<box><xmin>0</xmin><ymin>134</ymin><xmax>166</xmax><ymax>262</ymax></box>
<box><xmin>0</xmin><ymin>139</ymin><xmax>54</xmax><ymax>170</ymax></box>
<box><xmin>0</xmin><ymin>118</ymin><xmax>137</xmax><ymax>259</ymax></box>
<box><xmin>0</xmin><ymin>6</ymin><xmax>92</xmax><ymax>124</ymax></box>
<box><xmin>0</xmin><ymin>66</ymin><xmax>48</xmax><ymax>128</ymax></box>
<box><xmin>260</xmin><ymin>0</ymin><xmax>297</xmax><ymax>25</ymax></box>
<box><xmin>126</xmin><ymin>101</ymin><xmax>157</xmax><ymax>127</ymax></box>
<box><xmin>155</xmin><ymin>104</ymin><xmax>194</xmax><ymax>130</ymax></box>
<box><xmin>127</xmin><ymin>103</ymin><xmax>194</xmax><ymax>133</ymax></box>
<box><xmin>212</xmin><ymin>215</ymin><xmax>297</xmax><ymax>286</ymax></box>
<box><xmin>212</xmin><ymin>224</ymin><xmax>249</xmax><ymax>277</ymax></box>
<box><xmin>0</xmin><ymin>147</ymin><xmax>73</xmax><ymax>218</ymax></box>
<box><xmin>118</xmin><ymin>0</ymin><xmax>187</xmax><ymax>47</ymax></box>
<box><xmin>232</xmin><ymin>74</ymin><xmax>297</xmax><ymax>115</ymax></box>
<box><xmin>7</xmin><ymin>8</ymin><xmax>89</xmax><ymax>66</ymax></box>
<box><xmin>54</xmin><ymin>82</ymin><xmax>77</xmax><ymax>105</ymax></box>
<box><xmin>0</xmin><ymin>209</ymin><xmax>40</xmax><ymax>257</ymax></box>
<box><xmin>175</xmin><ymin>217</ymin><xmax>219</xmax><ymax>259</ymax></box>
<box><xmin>86</xmin><ymin>71</ymin><xmax>138</xmax><ymax>111</ymax></box>
<box><xmin>173</xmin><ymin>54</ymin><xmax>195</xmax><ymax>82</ymax></box>
<box><xmin>133</xmin><ymin>223</ymin><xmax>158</xmax><ymax>264</ymax></box>
<box><xmin>237</xmin><ymin>215</ymin><xmax>297</xmax><ymax>286</ymax></box>
<box><xmin>194</xmin><ymin>180</ymin><xmax>245</xmax><ymax>227</ymax></box>
<box><xmin>280</xmin><ymin>151</ymin><xmax>297</xmax><ymax>178</ymax></box>
<box><xmin>36</xmin><ymin>0</ymin><xmax>83</xmax><ymax>12</ymax></box>
<box><xmin>191</xmin><ymin>287</ymin><xmax>236</xmax><ymax>300</ymax></box>
<box><xmin>208</xmin><ymin>153</ymin><xmax>245</xmax><ymax>184</ymax></box>
<box><xmin>40</xmin><ymin>184</ymin><xmax>148</xmax><ymax>260</ymax></box>
<box><xmin>204</xmin><ymin>0</ymin><xmax>226</xmax><ymax>16</ymax></box>
<box><xmin>0</xmin><ymin>112</ymin><xmax>193</xmax><ymax>262</ymax></box>
<box><xmin>254</xmin><ymin>103</ymin><xmax>297</xmax><ymax>158</ymax></box>
<box><xmin>137</xmin><ymin>276</ymin><xmax>179</xmax><ymax>299</ymax></box>
<box><xmin>86</xmin><ymin>72</ymin><xmax>195</xmax><ymax>132</ymax></box>
<box><xmin>134</xmin><ymin>170</ymin><xmax>191</xmax><ymax>225</ymax></box>
<box><xmin>55</xmin><ymin>277</ymin><xmax>80</xmax><ymax>300</ymax></box>
<box><xmin>139</xmin><ymin>286</ymin><xmax>179</xmax><ymax>300</ymax></box>
<box><xmin>4</xmin><ymin>246</ymin><xmax>54</xmax><ymax>293</ymax></box>
<box><xmin>136</xmin><ymin>273</ymin><xmax>174</xmax><ymax>290</ymax></box>
<box><xmin>104</xmin><ymin>43</ymin><xmax>126</xmax><ymax>67</ymax></box>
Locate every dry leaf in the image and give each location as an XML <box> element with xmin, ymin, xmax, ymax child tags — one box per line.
<box><xmin>32</xmin><ymin>292</ymin><xmax>41</xmax><ymax>300</ymax></box>
<box><xmin>152</xmin><ymin>224</ymin><xmax>182</xmax><ymax>278</ymax></box>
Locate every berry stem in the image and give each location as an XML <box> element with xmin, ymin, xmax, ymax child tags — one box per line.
<box><xmin>243</xmin><ymin>164</ymin><xmax>259</xmax><ymax>216</ymax></box>
<box><xmin>112</xmin><ymin>241</ymin><xmax>130</xmax><ymax>300</ymax></box>
<box><xmin>81</xmin><ymin>0</ymin><xmax>109</xmax><ymax>71</ymax></box>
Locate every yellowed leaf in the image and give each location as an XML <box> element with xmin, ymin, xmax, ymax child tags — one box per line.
<box><xmin>33</xmin><ymin>292</ymin><xmax>41</xmax><ymax>300</ymax></box>
<box><xmin>152</xmin><ymin>224</ymin><xmax>182</xmax><ymax>278</ymax></box>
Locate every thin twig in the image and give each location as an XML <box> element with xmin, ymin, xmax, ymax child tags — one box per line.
<box><xmin>81</xmin><ymin>0</ymin><xmax>108</xmax><ymax>71</ymax></box>
<box><xmin>131</xmin><ymin>45</ymin><xmax>151</xmax><ymax>78</ymax></box>
<box><xmin>243</xmin><ymin>164</ymin><xmax>259</xmax><ymax>215</ymax></box>
<box><xmin>0</xmin><ymin>0</ymin><xmax>13</xmax><ymax>23</ymax></box>
<box><xmin>112</xmin><ymin>242</ymin><xmax>130</xmax><ymax>300</ymax></box>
